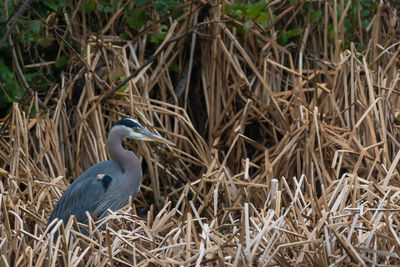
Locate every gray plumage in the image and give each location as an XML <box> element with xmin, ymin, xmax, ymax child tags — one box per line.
<box><xmin>47</xmin><ymin>118</ymin><xmax>173</xmax><ymax>233</ymax></box>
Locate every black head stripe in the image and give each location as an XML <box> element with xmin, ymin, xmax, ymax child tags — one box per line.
<box><xmin>100</xmin><ymin>175</ymin><xmax>112</xmax><ymax>191</ymax></box>
<box><xmin>114</xmin><ymin>118</ymin><xmax>143</xmax><ymax>129</ymax></box>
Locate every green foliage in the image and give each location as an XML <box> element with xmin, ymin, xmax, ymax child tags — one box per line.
<box><xmin>25</xmin><ymin>22</ymin><xmax>42</xmax><ymax>42</ymax></box>
<box><xmin>333</xmin><ymin>0</ymin><xmax>377</xmax><ymax>50</ymax></box>
<box><xmin>0</xmin><ymin>59</ymin><xmax>24</xmax><ymax>110</ymax></box>
<box><xmin>224</xmin><ymin>0</ymin><xmax>376</xmax><ymax>49</ymax></box>
<box><xmin>150</xmin><ymin>33</ymin><xmax>167</xmax><ymax>43</ymax></box>
<box><xmin>152</xmin><ymin>0</ymin><xmax>179</xmax><ymax>16</ymax></box>
<box><xmin>42</xmin><ymin>0</ymin><xmax>58</xmax><ymax>11</ymax></box>
<box><xmin>225</xmin><ymin>0</ymin><xmax>270</xmax><ymax>30</ymax></box>
<box><xmin>40</xmin><ymin>0</ymin><xmax>68</xmax><ymax>12</ymax></box>
<box><xmin>55</xmin><ymin>55</ymin><xmax>68</xmax><ymax>68</ymax></box>
<box><xmin>311</xmin><ymin>10</ymin><xmax>322</xmax><ymax>23</ymax></box>
<box><xmin>243</xmin><ymin>21</ymin><xmax>252</xmax><ymax>31</ymax></box>
<box><xmin>131</xmin><ymin>0</ymin><xmax>148</xmax><ymax>7</ymax></box>
<box><xmin>127</xmin><ymin>9</ymin><xmax>147</xmax><ymax>31</ymax></box>
<box><xmin>278</xmin><ymin>28</ymin><xmax>302</xmax><ymax>46</ymax></box>
<box><xmin>0</xmin><ymin>0</ymin><xmax>379</xmax><ymax>118</ymax></box>
<box><xmin>0</xmin><ymin>0</ymin><xmax>69</xmax><ymax>116</ymax></box>
<box><xmin>84</xmin><ymin>0</ymin><xmax>97</xmax><ymax>11</ymax></box>
<box><xmin>170</xmin><ymin>62</ymin><xmax>180</xmax><ymax>73</ymax></box>
<box><xmin>96</xmin><ymin>1</ymin><xmax>115</xmax><ymax>12</ymax></box>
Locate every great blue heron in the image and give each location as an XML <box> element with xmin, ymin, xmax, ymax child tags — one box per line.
<box><xmin>47</xmin><ymin>118</ymin><xmax>173</xmax><ymax>234</ymax></box>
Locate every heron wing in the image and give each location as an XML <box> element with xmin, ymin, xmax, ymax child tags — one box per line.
<box><xmin>47</xmin><ymin>161</ymin><xmax>123</xmax><ymax>226</ymax></box>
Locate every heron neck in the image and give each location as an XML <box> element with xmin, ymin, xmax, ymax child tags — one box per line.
<box><xmin>107</xmin><ymin>131</ymin><xmax>140</xmax><ymax>173</ymax></box>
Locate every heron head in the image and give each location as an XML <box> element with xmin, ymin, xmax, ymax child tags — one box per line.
<box><xmin>113</xmin><ymin>118</ymin><xmax>175</xmax><ymax>145</ymax></box>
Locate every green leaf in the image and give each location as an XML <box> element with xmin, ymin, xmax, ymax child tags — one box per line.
<box><xmin>97</xmin><ymin>1</ymin><xmax>114</xmax><ymax>12</ymax></box>
<box><xmin>169</xmin><ymin>62</ymin><xmax>180</xmax><ymax>72</ymax></box>
<box><xmin>260</xmin><ymin>20</ymin><xmax>268</xmax><ymax>28</ymax></box>
<box><xmin>232</xmin><ymin>9</ymin><xmax>243</xmax><ymax>20</ymax></box>
<box><xmin>278</xmin><ymin>28</ymin><xmax>302</xmax><ymax>46</ymax></box>
<box><xmin>43</xmin><ymin>0</ymin><xmax>58</xmax><ymax>11</ymax></box>
<box><xmin>84</xmin><ymin>0</ymin><xmax>97</xmax><ymax>11</ymax></box>
<box><xmin>31</xmin><ymin>23</ymin><xmax>41</xmax><ymax>34</ymax></box>
<box><xmin>109</xmin><ymin>71</ymin><xmax>125</xmax><ymax>82</ymax></box>
<box><xmin>0</xmin><ymin>58</ymin><xmax>24</xmax><ymax>105</ymax></box>
<box><xmin>361</xmin><ymin>20</ymin><xmax>369</xmax><ymax>29</ymax></box>
<box><xmin>24</xmin><ymin>73</ymin><xmax>38</xmax><ymax>83</ymax></box>
<box><xmin>55</xmin><ymin>55</ymin><xmax>68</xmax><ymax>68</ymax></box>
<box><xmin>246</xmin><ymin>1</ymin><xmax>265</xmax><ymax>19</ymax></box>
<box><xmin>362</xmin><ymin>10</ymin><xmax>370</xmax><ymax>17</ymax></box>
<box><xmin>120</xmin><ymin>32</ymin><xmax>130</xmax><ymax>40</ymax></box>
<box><xmin>311</xmin><ymin>10</ymin><xmax>322</xmax><ymax>23</ymax></box>
<box><xmin>127</xmin><ymin>10</ymin><xmax>146</xmax><ymax>30</ymax></box>
<box><xmin>256</xmin><ymin>12</ymin><xmax>269</xmax><ymax>28</ymax></box>
<box><xmin>278</xmin><ymin>31</ymin><xmax>288</xmax><ymax>46</ymax></box>
<box><xmin>243</xmin><ymin>21</ymin><xmax>252</xmax><ymax>31</ymax></box>
<box><xmin>150</xmin><ymin>33</ymin><xmax>166</xmax><ymax>43</ymax></box>
<box><xmin>132</xmin><ymin>0</ymin><xmax>147</xmax><ymax>7</ymax></box>
<box><xmin>286</xmin><ymin>27</ymin><xmax>302</xmax><ymax>38</ymax></box>
<box><xmin>327</xmin><ymin>24</ymin><xmax>334</xmax><ymax>40</ymax></box>
<box><xmin>255</xmin><ymin>12</ymin><xmax>269</xmax><ymax>23</ymax></box>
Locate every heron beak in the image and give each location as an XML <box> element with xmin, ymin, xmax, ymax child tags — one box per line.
<box><xmin>139</xmin><ymin>129</ymin><xmax>175</xmax><ymax>146</ymax></box>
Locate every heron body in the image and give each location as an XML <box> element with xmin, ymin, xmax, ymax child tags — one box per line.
<box><xmin>47</xmin><ymin>118</ymin><xmax>173</xmax><ymax>232</ymax></box>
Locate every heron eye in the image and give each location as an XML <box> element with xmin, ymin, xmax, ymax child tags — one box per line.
<box><xmin>133</xmin><ymin>127</ymin><xmax>138</xmax><ymax>131</ymax></box>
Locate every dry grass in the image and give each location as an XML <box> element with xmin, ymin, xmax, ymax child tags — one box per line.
<box><xmin>1</xmin><ymin>1</ymin><xmax>400</xmax><ymax>266</ymax></box>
